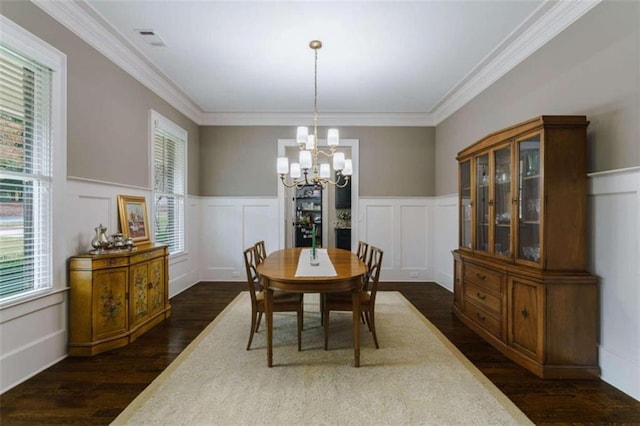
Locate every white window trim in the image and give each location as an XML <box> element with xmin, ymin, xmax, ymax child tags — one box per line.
<box><xmin>0</xmin><ymin>16</ymin><xmax>67</xmax><ymax>307</ymax></box>
<box><xmin>149</xmin><ymin>110</ymin><xmax>187</xmax><ymax>257</ymax></box>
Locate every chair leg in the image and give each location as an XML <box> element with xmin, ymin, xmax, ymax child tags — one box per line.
<box><xmin>323</xmin><ymin>309</ymin><xmax>330</xmax><ymax>350</ymax></box>
<box><xmin>361</xmin><ymin>312</ymin><xmax>366</xmax><ymax>324</ymax></box>
<box><xmin>369</xmin><ymin>310</ymin><xmax>379</xmax><ymax>349</ymax></box>
<box><xmin>364</xmin><ymin>311</ymin><xmax>372</xmax><ymax>331</ymax></box>
<box><xmin>247</xmin><ymin>310</ymin><xmax>257</xmax><ymax>350</ymax></box>
<box><xmin>255</xmin><ymin>312</ymin><xmax>263</xmax><ymax>332</ymax></box>
<box><xmin>297</xmin><ymin>306</ymin><xmax>303</xmax><ymax>352</ymax></box>
<box><xmin>320</xmin><ymin>293</ymin><xmax>324</xmax><ymax>326</ymax></box>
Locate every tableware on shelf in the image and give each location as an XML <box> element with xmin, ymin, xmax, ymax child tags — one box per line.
<box><xmin>526</xmin><ymin>150</ymin><xmax>540</xmax><ymax>176</ymax></box>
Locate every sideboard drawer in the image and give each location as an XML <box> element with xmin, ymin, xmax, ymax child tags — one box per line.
<box><xmin>131</xmin><ymin>248</ymin><xmax>165</xmax><ymax>264</ymax></box>
<box><xmin>91</xmin><ymin>257</ymin><xmax>129</xmax><ymax>269</ymax></box>
<box><xmin>465</xmin><ymin>283</ymin><xmax>502</xmax><ymax>316</ymax></box>
<box><xmin>464</xmin><ymin>302</ymin><xmax>502</xmax><ymax>339</ymax></box>
<box><xmin>464</xmin><ymin>263</ymin><xmax>502</xmax><ymax>294</ymax></box>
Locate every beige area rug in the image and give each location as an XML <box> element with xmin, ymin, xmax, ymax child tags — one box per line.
<box><xmin>113</xmin><ymin>292</ymin><xmax>532</xmax><ymax>425</ymax></box>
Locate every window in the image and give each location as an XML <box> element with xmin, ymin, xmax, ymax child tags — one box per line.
<box><xmin>151</xmin><ymin>111</ymin><xmax>186</xmax><ymax>255</ymax></box>
<box><xmin>0</xmin><ymin>44</ymin><xmax>53</xmax><ymax>301</ymax></box>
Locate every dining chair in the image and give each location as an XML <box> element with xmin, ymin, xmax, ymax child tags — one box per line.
<box><xmin>254</xmin><ymin>240</ymin><xmax>267</xmax><ymax>265</ymax></box>
<box><xmin>323</xmin><ymin>245</ymin><xmax>384</xmax><ymax>350</ymax></box>
<box><xmin>243</xmin><ymin>246</ymin><xmax>304</xmax><ymax>351</ymax></box>
<box><xmin>356</xmin><ymin>241</ymin><xmax>369</xmax><ymax>263</ymax></box>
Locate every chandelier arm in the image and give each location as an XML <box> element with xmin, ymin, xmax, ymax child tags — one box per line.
<box><xmin>335</xmin><ymin>175</ymin><xmax>350</xmax><ymax>188</ymax></box>
<box><xmin>316</xmin><ymin>149</ymin><xmax>336</xmax><ymax>159</ymax></box>
<box><xmin>280</xmin><ymin>175</ymin><xmax>300</xmax><ymax>188</ymax></box>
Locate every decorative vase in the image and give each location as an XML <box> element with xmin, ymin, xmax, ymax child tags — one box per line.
<box><xmin>310</xmin><ymin>224</ymin><xmax>319</xmax><ymax>266</ymax></box>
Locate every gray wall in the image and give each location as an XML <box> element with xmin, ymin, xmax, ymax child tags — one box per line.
<box><xmin>2</xmin><ymin>2</ymin><xmax>201</xmax><ymax>194</ymax></box>
<box><xmin>435</xmin><ymin>0</ymin><xmax>640</xmax><ymax>195</ymax></box>
<box><xmin>199</xmin><ymin>126</ymin><xmax>435</xmax><ymax>197</ymax></box>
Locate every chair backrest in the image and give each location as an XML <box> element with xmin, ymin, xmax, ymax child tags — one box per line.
<box><xmin>365</xmin><ymin>246</ymin><xmax>383</xmax><ymax>304</ymax></box>
<box><xmin>356</xmin><ymin>241</ymin><xmax>369</xmax><ymax>263</ymax></box>
<box><xmin>255</xmin><ymin>240</ymin><xmax>267</xmax><ymax>265</ymax></box>
<box><xmin>243</xmin><ymin>246</ymin><xmax>260</xmax><ymax>306</ymax></box>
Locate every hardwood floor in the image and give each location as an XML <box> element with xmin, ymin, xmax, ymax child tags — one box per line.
<box><xmin>1</xmin><ymin>282</ymin><xmax>639</xmax><ymax>425</ymax></box>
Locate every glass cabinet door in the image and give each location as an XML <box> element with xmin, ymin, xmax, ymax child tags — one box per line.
<box><xmin>493</xmin><ymin>146</ymin><xmax>511</xmax><ymax>257</ymax></box>
<box><xmin>475</xmin><ymin>154</ymin><xmax>489</xmax><ymax>252</ymax></box>
<box><xmin>459</xmin><ymin>161</ymin><xmax>471</xmax><ymax>249</ymax></box>
<box><xmin>517</xmin><ymin>134</ymin><xmax>541</xmax><ymax>264</ymax></box>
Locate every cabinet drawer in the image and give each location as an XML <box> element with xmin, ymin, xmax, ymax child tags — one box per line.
<box><xmin>91</xmin><ymin>257</ymin><xmax>128</xmax><ymax>269</ymax></box>
<box><xmin>465</xmin><ymin>302</ymin><xmax>502</xmax><ymax>339</ymax></box>
<box><xmin>131</xmin><ymin>249</ymin><xmax>164</xmax><ymax>264</ymax></box>
<box><xmin>464</xmin><ymin>263</ymin><xmax>502</xmax><ymax>294</ymax></box>
<box><xmin>465</xmin><ymin>283</ymin><xmax>501</xmax><ymax>315</ymax></box>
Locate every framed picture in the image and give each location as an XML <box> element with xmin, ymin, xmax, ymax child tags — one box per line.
<box><xmin>117</xmin><ymin>195</ymin><xmax>150</xmax><ymax>244</ymax></box>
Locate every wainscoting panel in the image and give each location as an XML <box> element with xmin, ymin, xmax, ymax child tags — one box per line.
<box><xmin>588</xmin><ymin>167</ymin><xmax>640</xmax><ymax>401</ymax></box>
<box><xmin>200</xmin><ymin>197</ymin><xmax>279</xmax><ymax>281</ymax></box>
<box><xmin>433</xmin><ymin>195</ymin><xmax>459</xmax><ymax>291</ymax></box>
<box><xmin>359</xmin><ymin>198</ymin><xmax>433</xmax><ymax>281</ymax></box>
<box><xmin>362</xmin><ymin>204</ymin><xmax>394</xmax><ymax>272</ymax></box>
<box><xmin>400</xmin><ymin>205</ymin><xmax>428</xmax><ymax>270</ymax></box>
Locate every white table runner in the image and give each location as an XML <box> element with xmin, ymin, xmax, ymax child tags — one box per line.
<box><xmin>295</xmin><ymin>248</ymin><xmax>338</xmax><ymax>277</ymax></box>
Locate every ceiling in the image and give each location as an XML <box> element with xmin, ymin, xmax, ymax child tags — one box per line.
<box><xmin>45</xmin><ymin>1</ymin><xmax>599</xmax><ymax>125</ymax></box>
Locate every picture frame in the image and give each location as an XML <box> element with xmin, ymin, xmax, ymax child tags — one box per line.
<box><xmin>117</xmin><ymin>195</ymin><xmax>150</xmax><ymax>244</ymax></box>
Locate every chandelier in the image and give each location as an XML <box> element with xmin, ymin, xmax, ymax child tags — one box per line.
<box><xmin>277</xmin><ymin>40</ymin><xmax>352</xmax><ymax>189</ymax></box>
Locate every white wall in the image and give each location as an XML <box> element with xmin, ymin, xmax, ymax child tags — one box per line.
<box><xmin>3</xmin><ymin>174</ymin><xmax>639</xmax><ymax>402</ymax></box>
<box><xmin>0</xmin><ymin>179</ymin><xmax>201</xmax><ymax>393</ymax></box>
<box><xmin>192</xmin><ymin>171</ymin><xmax>640</xmax><ymax>402</ymax></box>
<box><xmin>199</xmin><ymin>197</ymin><xmax>280</xmax><ymax>281</ymax></box>
<box><xmin>588</xmin><ymin>167</ymin><xmax>640</xmax><ymax>400</ymax></box>
<box><xmin>198</xmin><ymin>195</ymin><xmax>458</xmax><ymax>285</ymax></box>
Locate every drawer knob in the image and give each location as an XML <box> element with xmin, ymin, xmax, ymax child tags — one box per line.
<box><xmin>476</xmin><ymin>272</ymin><xmax>486</xmax><ymax>280</ymax></box>
<box><xmin>476</xmin><ymin>312</ymin><xmax>486</xmax><ymax>321</ymax></box>
<box><xmin>521</xmin><ymin>307</ymin><xmax>528</xmax><ymax>318</ymax></box>
<box><xmin>476</xmin><ymin>292</ymin><xmax>486</xmax><ymax>300</ymax></box>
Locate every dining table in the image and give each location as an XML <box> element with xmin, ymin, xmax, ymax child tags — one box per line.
<box><xmin>256</xmin><ymin>247</ymin><xmax>367</xmax><ymax>367</ymax></box>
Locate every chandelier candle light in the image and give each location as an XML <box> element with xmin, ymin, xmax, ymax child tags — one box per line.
<box><xmin>277</xmin><ymin>40</ymin><xmax>352</xmax><ymax>189</ymax></box>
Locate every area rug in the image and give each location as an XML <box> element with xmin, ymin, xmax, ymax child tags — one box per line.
<box><xmin>113</xmin><ymin>292</ymin><xmax>532</xmax><ymax>425</ymax></box>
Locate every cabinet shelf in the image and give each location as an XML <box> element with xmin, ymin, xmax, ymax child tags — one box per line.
<box><xmin>295</xmin><ymin>184</ymin><xmax>322</xmax><ymax>248</ymax></box>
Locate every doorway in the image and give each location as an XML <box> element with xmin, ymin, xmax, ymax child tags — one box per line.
<box><xmin>277</xmin><ymin>139</ymin><xmax>359</xmax><ymax>251</ymax></box>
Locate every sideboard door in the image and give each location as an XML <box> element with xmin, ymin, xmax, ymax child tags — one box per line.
<box><xmin>92</xmin><ymin>268</ymin><xmax>128</xmax><ymax>341</ymax></box>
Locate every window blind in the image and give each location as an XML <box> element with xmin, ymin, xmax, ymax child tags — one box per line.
<box><xmin>0</xmin><ymin>45</ymin><xmax>53</xmax><ymax>301</ymax></box>
<box><xmin>153</xmin><ymin>122</ymin><xmax>186</xmax><ymax>255</ymax></box>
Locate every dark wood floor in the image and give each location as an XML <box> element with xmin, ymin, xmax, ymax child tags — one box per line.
<box><xmin>1</xmin><ymin>282</ymin><xmax>639</xmax><ymax>425</ymax></box>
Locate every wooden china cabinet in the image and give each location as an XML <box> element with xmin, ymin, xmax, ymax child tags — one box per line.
<box><xmin>452</xmin><ymin>116</ymin><xmax>599</xmax><ymax>379</ymax></box>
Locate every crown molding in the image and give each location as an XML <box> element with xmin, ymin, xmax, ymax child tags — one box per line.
<box><xmin>198</xmin><ymin>111</ymin><xmax>436</xmax><ymax>127</ymax></box>
<box><xmin>33</xmin><ymin>0</ymin><xmax>600</xmax><ymax>127</ymax></box>
<box><xmin>32</xmin><ymin>0</ymin><xmax>203</xmax><ymax>124</ymax></box>
<box><xmin>430</xmin><ymin>0</ymin><xmax>602</xmax><ymax>125</ymax></box>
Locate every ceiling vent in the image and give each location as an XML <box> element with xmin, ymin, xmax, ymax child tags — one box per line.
<box><xmin>135</xmin><ymin>29</ymin><xmax>165</xmax><ymax>47</ymax></box>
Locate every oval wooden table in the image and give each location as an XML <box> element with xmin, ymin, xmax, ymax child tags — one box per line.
<box><xmin>257</xmin><ymin>248</ymin><xmax>367</xmax><ymax>367</ymax></box>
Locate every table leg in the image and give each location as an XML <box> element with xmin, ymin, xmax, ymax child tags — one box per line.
<box><xmin>265</xmin><ymin>287</ymin><xmax>273</xmax><ymax>367</ymax></box>
<box><xmin>352</xmin><ymin>290</ymin><xmax>360</xmax><ymax>367</ymax></box>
